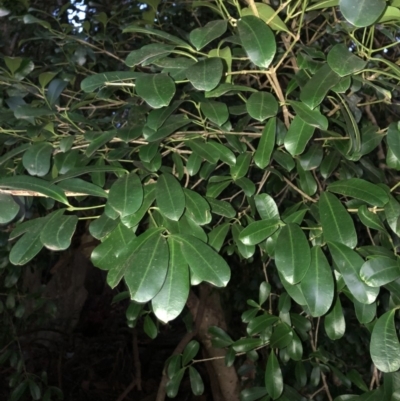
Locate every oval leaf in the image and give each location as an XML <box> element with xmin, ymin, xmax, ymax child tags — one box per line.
<box><xmin>340</xmin><ymin>0</ymin><xmax>386</xmax><ymax>27</ymax></box>
<box><xmin>237</xmin><ymin>15</ymin><xmax>276</xmax><ymax>68</ymax></box>
<box><xmin>254</xmin><ymin>117</ymin><xmax>276</xmax><ymax>169</ymax></box>
<box><xmin>275</xmin><ymin>223</ymin><xmax>311</xmax><ymax>284</ymax></box>
<box><xmin>360</xmin><ymin>257</ymin><xmax>400</xmax><ymax>287</ymax></box>
<box><xmin>156</xmin><ymin>173</ymin><xmax>185</xmax><ymax>221</ymax></box>
<box><xmin>265</xmin><ymin>351</ymin><xmax>283</xmax><ymax>400</ymax></box>
<box><xmin>189</xmin><ymin>20</ymin><xmax>227</xmax><ymax>50</ymax></box>
<box><xmin>324</xmin><ymin>296</ymin><xmax>345</xmax><ymax>340</ymax></box>
<box><xmin>246</xmin><ymin>92</ymin><xmax>278</xmax><ymax>122</ymax></box>
<box><xmin>135</xmin><ymin>74</ymin><xmax>175</xmax><ymax>109</ymax></box>
<box><xmin>22</xmin><ymin>142</ymin><xmax>53</xmax><ymax>177</ymax></box>
<box><xmin>185</xmin><ymin>58</ymin><xmax>223</xmax><ymax>91</ymax></box>
<box><xmin>239</xmin><ymin>219</ymin><xmax>280</xmax><ymax>246</ymax></box>
<box><xmin>0</xmin><ymin>193</ymin><xmax>20</xmax><ymax>224</ymax></box>
<box><xmin>370</xmin><ymin>309</ymin><xmax>400</xmax><ymax>372</ymax></box>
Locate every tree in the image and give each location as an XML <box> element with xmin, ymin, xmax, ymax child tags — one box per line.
<box><xmin>1</xmin><ymin>0</ymin><xmax>400</xmax><ymax>400</ymax></box>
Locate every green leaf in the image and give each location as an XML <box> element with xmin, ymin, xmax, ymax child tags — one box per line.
<box><xmin>57</xmin><ymin>177</ymin><xmax>106</xmax><ymax>199</ymax></box>
<box><xmin>85</xmin><ymin>130</ymin><xmax>116</xmax><ymax>158</ymax></box>
<box><xmin>232</xmin><ymin>338</ymin><xmax>263</xmax><ymax>352</ymax></box>
<box><xmin>189</xmin><ymin>366</ymin><xmax>204</xmax><ymax>396</ymax></box>
<box><xmin>299</xmin><ymin>144</ymin><xmax>323</xmax><ymax>171</ymax></box>
<box><xmin>0</xmin><ymin>194</ymin><xmax>20</xmax><ymax>224</ymax></box>
<box><xmin>184</xmin><ymin>188</ymin><xmax>211</xmax><ymax>225</ymax></box>
<box><xmin>230</xmin><ymin>153</ymin><xmax>252</xmax><ymax>180</ymax></box>
<box><xmin>28</xmin><ymin>380</ymin><xmax>41</xmax><ymax>401</ymax></box>
<box><xmin>207</xmin><ymin>141</ymin><xmax>236</xmax><ymax>166</ymax></box>
<box><xmin>300</xmin><ymin>246</ymin><xmax>334</xmax><ymax>317</ymax></box>
<box><xmin>108</xmin><ymin>173</ymin><xmax>143</xmax><ymax>217</ymax></box>
<box><xmin>270</xmin><ymin>323</ymin><xmax>293</xmax><ymax>348</ymax></box>
<box><xmin>186</xmin><ymin>58</ymin><xmax>223</xmax><ymax>91</ymax></box>
<box><xmin>187</xmin><ymin>139</ymin><xmax>220</xmax><ymax>164</ymax></box>
<box><xmin>143</xmin><ymin>315</ymin><xmax>158</xmax><ymax>339</ymax></box>
<box><xmin>237</xmin><ymin>15</ymin><xmax>276</xmax><ymax>68</ymax></box>
<box><xmin>10</xmin><ymin>380</ymin><xmax>28</xmax><ymax>401</ymax></box>
<box><xmin>81</xmin><ymin>71</ymin><xmax>145</xmax><ymax>92</ymax></box>
<box><xmin>91</xmin><ymin>223</ymin><xmax>133</xmax><ymax>270</ymax></box>
<box><xmin>327</xmin><ymin>179</ymin><xmax>389</xmax><ymax>207</ymax></box>
<box><xmin>22</xmin><ymin>142</ymin><xmax>53</xmax><ymax>177</ymax></box>
<box><xmin>300</xmin><ymin>64</ymin><xmax>341</xmax><ymax>109</ymax></box>
<box><xmin>319</xmin><ymin>192</ymin><xmax>357</xmax><ymax>248</ymax></box>
<box><xmin>254</xmin><ymin>193</ymin><xmax>279</xmax><ymax>220</ymax></box>
<box><xmin>324</xmin><ymin>297</ymin><xmax>345</xmax><ymax>340</ymax></box>
<box><xmin>208</xmin><ymin>223</ymin><xmax>230</xmax><ymax>252</ymax></box>
<box><xmin>284</xmin><ymin>116</ymin><xmax>315</xmax><ymax>156</ymax></box>
<box><xmin>265</xmin><ymin>351</ymin><xmax>283</xmax><ymax>400</ymax></box>
<box><xmin>358</xmin><ymin>205</ymin><xmax>386</xmax><ymax>233</ymax></box>
<box><xmin>147</xmin><ymin>114</ymin><xmax>190</xmax><ymax>142</ymax></box>
<box><xmin>183</xmin><ymin>340</ymin><xmax>200</xmax><ymax>365</ymax></box>
<box><xmin>189</xmin><ymin>20</ymin><xmax>227</xmax><ymax>50</ymax></box>
<box><xmin>242</xmin><ymin>3</ymin><xmax>289</xmax><ymax>32</ymax></box>
<box><xmin>360</xmin><ymin>257</ymin><xmax>400</xmax><ymax>287</ymax></box>
<box><xmin>10</xmin><ymin>219</ymin><xmax>45</xmax><ymax>265</ymax></box>
<box><xmin>0</xmin><ymin>143</ymin><xmax>30</xmax><ymax>166</ymax></box>
<box><xmin>0</xmin><ymin>176</ymin><xmax>69</xmax><ymax>206</ymax></box>
<box><xmin>339</xmin><ymin>0</ymin><xmax>386</xmax><ymax>27</ymax></box>
<box><xmin>232</xmin><ymin>223</ymin><xmax>255</xmax><ymax>259</ymax></box>
<box><xmin>53</xmin><ymin>165</ymin><xmax>127</xmax><ymax>183</ymax></box>
<box><xmin>205</xmin><ymin>83</ymin><xmax>257</xmax><ymax>98</ymax></box>
<box><xmin>123</xmin><ymin>25</ymin><xmax>190</xmax><ymax>47</ymax></box>
<box><xmin>175</xmin><ymin>234</ymin><xmax>230</xmax><ymax>287</ymax></box>
<box><xmin>200</xmin><ymin>101</ymin><xmax>229</xmax><ymax>126</ymax></box>
<box><xmin>135</xmin><ymin>74</ymin><xmax>175</xmax><ymax>109</ymax></box>
<box><xmin>254</xmin><ymin>117</ymin><xmax>276</xmax><ymax>168</ymax></box>
<box><xmin>235</xmin><ymin>177</ymin><xmax>256</xmax><ymax>196</ymax></box>
<box><xmin>247</xmin><ymin>314</ymin><xmax>279</xmax><ymax>336</ymax></box>
<box><xmin>206</xmin><ymin>197</ymin><xmax>236</xmax><ymax>218</ymax></box>
<box><xmin>156</xmin><ymin>173</ymin><xmax>185</xmax><ymax>221</ymax></box>
<box><xmin>328</xmin><ymin>242</ymin><xmax>379</xmax><ymax>304</ymax></box>
<box><xmin>387</xmin><ymin>123</ymin><xmax>400</xmax><ymax>161</ymax></box>
<box><xmin>41</xmin><ymin>210</ymin><xmax>78</xmax><ymax>251</ymax></box>
<box><xmin>166</xmin><ymin>368</ymin><xmax>186</xmax><ymax>398</ymax></box>
<box><xmin>288</xmin><ymin>101</ymin><xmax>328</xmax><ymax>130</ymax></box>
<box><xmin>371</xmin><ymin>309</ymin><xmax>400</xmax><ymax>372</ymax></box>
<box><xmin>354</xmin><ymin>299</ymin><xmax>376</xmax><ymax>324</ymax></box>
<box><xmin>246</xmin><ymin>92</ymin><xmax>278</xmax><ymax>122</ymax></box>
<box><xmin>125</xmin><ymin>43</ymin><xmax>175</xmax><ymax>67</ymax></box>
<box><xmin>240</xmin><ymin>388</ymin><xmax>268</xmax><ymax>401</ymax></box>
<box><xmin>275</xmin><ymin>223</ymin><xmax>311</xmax><ymax>284</ymax></box>
<box><xmin>239</xmin><ymin>219</ymin><xmax>280</xmax><ymax>246</ymax></box>
<box><xmin>124</xmin><ymin>231</ymin><xmax>169</xmax><ymax>303</ymax></box>
<box><xmin>385</xmin><ymin>195</ymin><xmax>400</xmax><ymax>236</ymax></box>
<box><xmin>327</xmin><ymin>44</ymin><xmax>367</xmax><ymax>76</ymax></box>
<box><xmin>46</xmin><ymin>78</ymin><xmax>68</xmax><ymax>107</ymax></box>
<box><xmin>152</xmin><ymin>237</ymin><xmax>189</xmax><ymax>323</ymax></box>
<box><xmin>89</xmin><ymin>213</ymin><xmax>119</xmax><ymax>240</ymax></box>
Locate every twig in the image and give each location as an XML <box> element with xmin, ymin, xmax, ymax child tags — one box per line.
<box><xmin>282</xmin><ymin>176</ymin><xmax>317</xmax><ymax>203</ymax></box>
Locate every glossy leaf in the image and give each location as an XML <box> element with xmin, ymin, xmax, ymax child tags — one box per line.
<box><xmin>254</xmin><ymin>193</ymin><xmax>279</xmax><ymax>220</ymax></box>
<box><xmin>370</xmin><ymin>310</ymin><xmax>400</xmax><ymax>372</ymax></box>
<box><xmin>385</xmin><ymin>195</ymin><xmax>400</xmax><ymax>236</ymax></box>
<box><xmin>327</xmin><ymin>178</ymin><xmax>389</xmax><ymax>207</ymax></box>
<box><xmin>124</xmin><ymin>230</ymin><xmax>169</xmax><ymax>303</ymax></box>
<box><xmin>189</xmin><ymin>367</ymin><xmax>204</xmax><ymax>396</ymax></box>
<box><xmin>246</xmin><ymin>92</ymin><xmax>278</xmax><ymax>122</ymax></box>
<box><xmin>207</xmin><ymin>141</ymin><xmax>236</xmax><ymax>166</ymax></box>
<box><xmin>0</xmin><ymin>194</ymin><xmax>20</xmax><ymax>224</ymax></box>
<box><xmin>275</xmin><ymin>223</ymin><xmax>311</xmax><ymax>284</ymax></box>
<box><xmin>156</xmin><ymin>173</ymin><xmax>185</xmax><ymax>221</ymax></box>
<box><xmin>166</xmin><ymin>368</ymin><xmax>185</xmax><ymax>398</ymax></box>
<box><xmin>200</xmin><ymin>101</ymin><xmax>229</xmax><ymax>126</ymax></box>
<box><xmin>339</xmin><ymin>0</ymin><xmax>386</xmax><ymax>27</ymax></box>
<box><xmin>270</xmin><ymin>323</ymin><xmax>293</xmax><ymax>348</ymax></box>
<box><xmin>387</xmin><ymin>122</ymin><xmax>400</xmax><ymax>161</ymax></box>
<box><xmin>40</xmin><ymin>210</ymin><xmax>78</xmax><ymax>251</ymax></box>
<box><xmin>288</xmin><ymin>101</ymin><xmax>328</xmax><ymax>130</ymax></box>
<box><xmin>247</xmin><ymin>314</ymin><xmax>279</xmax><ymax>336</ymax></box>
<box><xmin>9</xmin><ymin>218</ymin><xmax>45</xmax><ymax>265</ymax></box>
<box><xmin>328</xmin><ymin>242</ymin><xmax>379</xmax><ymax>304</ymax></box>
<box><xmin>206</xmin><ymin>197</ymin><xmax>235</xmax><ymax>218</ymax></box>
<box><xmin>183</xmin><ymin>189</ymin><xmax>211</xmax><ymax>225</ymax></box>
<box><xmin>287</xmin><ymin>331</ymin><xmax>303</xmax><ymax>361</ymax></box>
<box><xmin>183</xmin><ymin>340</ymin><xmax>200</xmax><ymax>365</ymax></box>
<box><xmin>232</xmin><ymin>338</ymin><xmax>263</xmax><ymax>352</ymax></box>
<box><xmin>22</xmin><ymin>142</ymin><xmax>53</xmax><ymax>177</ymax></box>
<box><xmin>358</xmin><ymin>205</ymin><xmax>386</xmax><ymax>233</ymax></box>
<box><xmin>242</xmin><ymin>3</ymin><xmax>289</xmax><ymax>32</ymax></box>
<box><xmin>85</xmin><ymin>130</ymin><xmax>116</xmax><ymax>158</ymax></box>
<box><xmin>319</xmin><ymin>192</ymin><xmax>357</xmax><ymax>248</ymax></box>
<box><xmin>284</xmin><ymin>116</ymin><xmax>315</xmax><ymax>156</ymax></box>
<box><xmin>354</xmin><ymin>299</ymin><xmax>376</xmax><ymax>324</ymax></box>
<box><xmin>232</xmin><ymin>223</ymin><xmax>255</xmax><ymax>259</ymax></box>
<box><xmin>125</xmin><ymin>43</ymin><xmax>174</xmax><ymax>67</ymax></box>
<box><xmin>327</xmin><ymin>44</ymin><xmax>367</xmax><ymax>76</ymax></box>
<box><xmin>300</xmin><ymin>64</ymin><xmax>341</xmax><ymax>109</ymax></box>
<box><xmin>230</xmin><ymin>153</ymin><xmax>252</xmax><ymax>181</ymax></box>
<box><xmin>254</xmin><ymin>117</ymin><xmax>276</xmax><ymax>168</ymax></box>
<box><xmin>324</xmin><ymin>297</ymin><xmax>345</xmax><ymax>340</ymax></box>
<box><xmin>360</xmin><ymin>257</ymin><xmax>400</xmax><ymax>287</ymax></box>
<box><xmin>189</xmin><ymin>20</ymin><xmax>227</xmax><ymax>50</ymax></box>
<box><xmin>239</xmin><ymin>219</ymin><xmax>280</xmax><ymax>246</ymax></box>
<box><xmin>300</xmin><ymin>246</ymin><xmax>334</xmax><ymax>317</ymax></box>
<box><xmin>208</xmin><ymin>223</ymin><xmax>230</xmax><ymax>252</ymax></box>
<box><xmin>185</xmin><ymin>58</ymin><xmax>223</xmax><ymax>91</ymax></box>
<box><xmin>81</xmin><ymin>71</ymin><xmax>145</xmax><ymax>92</ymax></box>
<box><xmin>57</xmin><ymin>178</ymin><xmax>108</xmax><ymax>198</ymax></box>
<box><xmin>151</xmin><ymin>237</ymin><xmax>190</xmax><ymax>323</ymax></box>
<box><xmin>135</xmin><ymin>74</ymin><xmax>175</xmax><ymax>109</ymax></box>
<box><xmin>176</xmin><ymin>234</ymin><xmax>230</xmax><ymax>287</ymax></box>
<box><xmin>108</xmin><ymin>173</ymin><xmax>143</xmax><ymax>217</ymax></box>
<box><xmin>265</xmin><ymin>351</ymin><xmax>283</xmax><ymax>400</ymax></box>
<box><xmin>0</xmin><ymin>176</ymin><xmax>69</xmax><ymax>206</ymax></box>
<box><xmin>187</xmin><ymin>139</ymin><xmax>220</xmax><ymax>164</ymax></box>
<box><xmin>237</xmin><ymin>16</ymin><xmax>276</xmax><ymax>68</ymax></box>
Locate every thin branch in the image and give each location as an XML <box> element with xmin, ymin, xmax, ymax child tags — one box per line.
<box><xmin>282</xmin><ymin>176</ymin><xmax>317</xmax><ymax>203</ymax></box>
